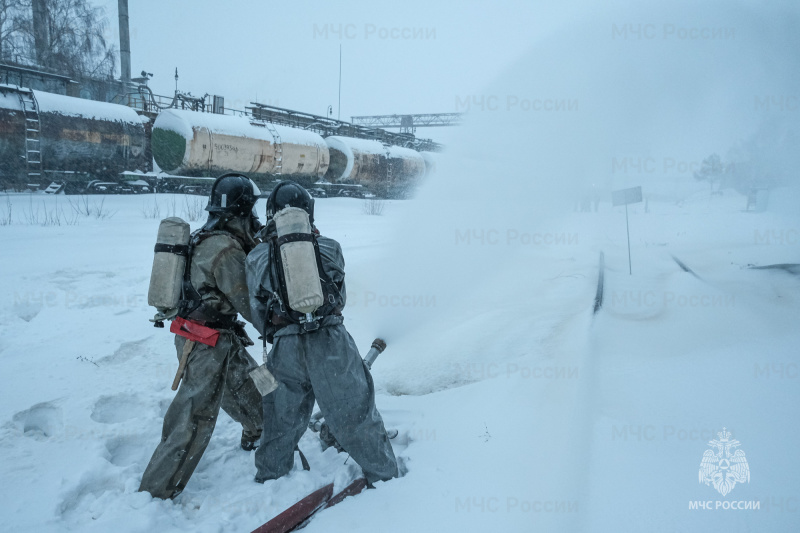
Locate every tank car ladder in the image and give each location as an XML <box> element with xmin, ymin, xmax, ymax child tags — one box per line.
<box><xmin>17</xmin><ymin>88</ymin><xmax>43</xmax><ymax>182</ymax></box>
<box><xmin>264</xmin><ymin>122</ymin><xmax>283</xmax><ymax>175</ymax></box>
<box><xmin>385</xmin><ymin>145</ymin><xmax>393</xmax><ymax>184</ymax></box>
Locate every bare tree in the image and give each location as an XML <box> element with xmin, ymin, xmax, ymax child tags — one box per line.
<box><xmin>13</xmin><ymin>0</ymin><xmax>116</xmax><ymax>78</ymax></box>
<box><xmin>693</xmin><ymin>153</ymin><xmax>725</xmax><ymax>191</ymax></box>
<box><xmin>0</xmin><ymin>0</ymin><xmax>26</xmax><ymax>60</ymax></box>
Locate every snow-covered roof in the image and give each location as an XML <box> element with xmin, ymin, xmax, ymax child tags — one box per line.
<box><xmin>0</xmin><ymin>85</ymin><xmax>144</xmax><ymax>125</ymax></box>
<box><xmin>386</xmin><ymin>144</ymin><xmax>424</xmax><ymax>160</ymax></box>
<box><xmin>33</xmin><ymin>90</ymin><xmax>143</xmax><ymax>124</ymax></box>
<box><xmin>154</xmin><ymin>108</ymin><xmax>327</xmax><ymax>148</ymax></box>
<box><xmin>0</xmin><ymin>88</ymin><xmax>23</xmax><ymax>112</ymax></box>
<box><xmin>325</xmin><ymin>136</ymin><xmax>387</xmax><ymax>156</ymax></box>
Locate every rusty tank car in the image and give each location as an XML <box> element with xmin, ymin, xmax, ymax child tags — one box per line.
<box><xmin>323</xmin><ymin>136</ymin><xmax>426</xmax><ymax>198</ymax></box>
<box><xmin>0</xmin><ymin>84</ymin><xmax>150</xmax><ymax>192</ymax></box>
<box><xmin>151</xmin><ymin>109</ymin><xmax>330</xmax><ymax>189</ymax></box>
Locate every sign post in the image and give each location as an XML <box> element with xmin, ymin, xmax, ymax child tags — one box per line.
<box><xmin>611</xmin><ymin>186</ymin><xmax>643</xmax><ymax>275</ymax></box>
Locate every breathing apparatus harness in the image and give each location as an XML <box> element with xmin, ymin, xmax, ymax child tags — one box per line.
<box><xmin>261</xmin><ymin>223</ymin><xmax>343</xmax><ymax>344</ymax></box>
<box><xmin>176</xmin><ymin>230</ymin><xmax>235</xmax><ymax>328</ymax></box>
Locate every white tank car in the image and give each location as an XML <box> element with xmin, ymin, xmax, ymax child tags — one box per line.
<box><xmin>151</xmin><ymin>109</ymin><xmax>329</xmax><ymax>183</ymax></box>
<box><xmin>323</xmin><ymin>136</ymin><xmax>426</xmax><ymax>198</ymax></box>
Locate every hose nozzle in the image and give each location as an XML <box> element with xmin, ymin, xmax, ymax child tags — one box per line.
<box><xmin>364</xmin><ymin>338</ymin><xmax>387</xmax><ymax>370</ymax></box>
<box><xmin>371</xmin><ymin>338</ymin><xmax>386</xmax><ymax>353</ymax></box>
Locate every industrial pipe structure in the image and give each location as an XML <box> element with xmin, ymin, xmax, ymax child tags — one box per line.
<box><xmin>118</xmin><ymin>0</ymin><xmax>131</xmax><ymax>85</ymax></box>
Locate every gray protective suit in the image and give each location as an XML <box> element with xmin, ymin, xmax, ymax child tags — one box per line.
<box><xmin>246</xmin><ymin>230</ymin><xmax>398</xmax><ymax>484</ymax></box>
<box><xmin>139</xmin><ymin>219</ymin><xmax>263</xmax><ymax>500</ymax></box>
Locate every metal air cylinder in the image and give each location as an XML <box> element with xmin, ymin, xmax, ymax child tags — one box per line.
<box><xmin>147</xmin><ymin>217</ymin><xmax>191</xmax><ymax>311</ymax></box>
<box><xmin>274</xmin><ymin>207</ymin><xmax>324</xmax><ymax>314</ymax></box>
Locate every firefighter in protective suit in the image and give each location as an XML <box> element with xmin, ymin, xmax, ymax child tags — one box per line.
<box><xmin>245</xmin><ymin>181</ymin><xmax>398</xmax><ymax>484</ymax></box>
<box><xmin>139</xmin><ymin>174</ymin><xmax>264</xmax><ymax>499</ymax></box>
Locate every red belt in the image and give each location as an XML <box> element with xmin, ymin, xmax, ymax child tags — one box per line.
<box><xmin>170</xmin><ymin>316</ymin><xmax>220</xmax><ymax>347</ymax></box>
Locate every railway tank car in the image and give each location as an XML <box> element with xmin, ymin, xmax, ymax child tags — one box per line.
<box><xmin>151</xmin><ymin>109</ymin><xmax>329</xmax><ymax>189</ymax></box>
<box><xmin>0</xmin><ymin>84</ymin><xmax>149</xmax><ymax>192</ymax></box>
<box><xmin>419</xmin><ymin>151</ymin><xmax>438</xmax><ymax>178</ymax></box>
<box><xmin>323</xmin><ymin>136</ymin><xmax>426</xmax><ymax>198</ymax></box>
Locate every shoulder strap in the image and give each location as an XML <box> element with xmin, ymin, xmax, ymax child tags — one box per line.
<box><xmin>312</xmin><ymin>235</ymin><xmax>342</xmax><ymax>312</ymax></box>
<box><xmin>178</xmin><ymin>229</ymin><xmax>241</xmax><ymax>325</ymax></box>
<box><xmin>315</xmin><ymin>234</ymin><xmax>347</xmax><ymax>312</ymax></box>
<box><xmin>268</xmin><ymin>235</ymin><xmax>300</xmax><ymax>324</ymax></box>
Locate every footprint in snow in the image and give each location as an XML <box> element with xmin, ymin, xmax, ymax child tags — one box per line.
<box><xmin>105</xmin><ymin>434</ymin><xmax>148</xmax><ymax>468</ymax></box>
<box><xmin>90</xmin><ymin>393</ymin><xmax>147</xmax><ymax>424</ymax></box>
<box><xmin>57</xmin><ymin>472</ymin><xmax>124</xmax><ymax>517</ymax></box>
<box><xmin>12</xmin><ymin>299</ymin><xmax>41</xmax><ymax>322</ymax></box>
<box><xmin>97</xmin><ymin>337</ymin><xmax>152</xmax><ymax>365</ymax></box>
<box><xmin>12</xmin><ymin>401</ymin><xmax>63</xmax><ymax>439</ymax></box>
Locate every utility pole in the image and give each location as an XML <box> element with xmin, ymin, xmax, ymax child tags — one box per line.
<box><xmin>338</xmin><ymin>44</ymin><xmax>342</xmax><ymax>120</ymax></box>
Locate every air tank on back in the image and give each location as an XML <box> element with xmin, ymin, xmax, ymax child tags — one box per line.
<box><xmin>151</xmin><ymin>109</ymin><xmax>329</xmax><ymax>188</ymax></box>
<box><xmin>323</xmin><ymin>136</ymin><xmax>426</xmax><ymax>198</ymax></box>
<box><xmin>0</xmin><ymin>84</ymin><xmax>149</xmax><ymax>191</ymax></box>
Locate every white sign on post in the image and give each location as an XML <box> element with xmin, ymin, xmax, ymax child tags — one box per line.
<box><xmin>612</xmin><ymin>186</ymin><xmax>643</xmax><ymax>207</ymax></box>
<box><xmin>611</xmin><ymin>186</ymin><xmax>643</xmax><ymax>275</ymax></box>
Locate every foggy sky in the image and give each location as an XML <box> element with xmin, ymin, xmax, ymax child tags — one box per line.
<box><xmin>95</xmin><ymin>0</ymin><xmax>577</xmax><ymax>144</ymax></box>
<box><xmin>94</xmin><ymin>0</ymin><xmax>798</xmax><ymax>151</ymax></box>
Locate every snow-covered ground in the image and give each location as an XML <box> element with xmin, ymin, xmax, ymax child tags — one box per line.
<box><xmin>0</xmin><ymin>186</ymin><xmax>797</xmax><ymax>532</ymax></box>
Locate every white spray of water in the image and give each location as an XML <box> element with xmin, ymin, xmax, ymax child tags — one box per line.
<box><xmin>351</xmin><ymin>0</ymin><xmax>800</xmax><ymax>394</ymax></box>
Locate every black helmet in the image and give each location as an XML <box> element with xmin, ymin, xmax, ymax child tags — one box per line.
<box><xmin>206</xmin><ymin>173</ymin><xmax>261</xmax><ymax>218</ymax></box>
<box><xmin>266</xmin><ymin>181</ymin><xmax>315</xmax><ymax>223</ymax></box>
